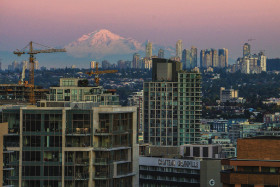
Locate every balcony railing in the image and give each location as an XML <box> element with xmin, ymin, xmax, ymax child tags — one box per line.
<box><xmin>92</xmin><ymin>172</ymin><xmax>112</xmax><ymax>179</ymax></box>
<box><xmin>94</xmin><ymin>128</ymin><xmax>132</xmax><ymax>135</ymax></box>
<box><xmin>75</xmin><ymin>158</ymin><xmax>89</xmax><ymax>165</ymax></box>
<box><xmin>75</xmin><ymin>173</ymin><xmax>89</xmax><ymax>180</ymax></box>
<box><xmin>66</xmin><ymin>128</ymin><xmax>91</xmax><ymax>135</ymax></box>
<box><xmin>5</xmin><ymin>142</ymin><xmax>20</xmax><ymax>147</ymax></box>
<box><xmin>93</xmin><ymin>158</ymin><xmax>112</xmax><ymax>165</ymax></box>
<box><xmin>8</xmin><ymin>128</ymin><xmax>19</xmax><ymax>134</ymax></box>
<box><xmin>66</xmin><ymin>142</ymin><xmax>91</xmax><ymax>147</ymax></box>
<box><xmin>93</xmin><ymin>143</ymin><xmax>131</xmax><ymax>150</ymax></box>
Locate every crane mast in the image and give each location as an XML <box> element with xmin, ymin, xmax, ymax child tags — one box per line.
<box><xmin>14</xmin><ymin>41</ymin><xmax>66</xmax><ymax>104</ymax></box>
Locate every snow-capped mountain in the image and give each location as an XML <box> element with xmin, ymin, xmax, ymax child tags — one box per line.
<box><xmin>65</xmin><ymin>29</ymin><xmax>145</xmax><ymax>59</ymax></box>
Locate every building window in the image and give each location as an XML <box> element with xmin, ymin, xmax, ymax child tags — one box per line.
<box><xmin>193</xmin><ymin>147</ymin><xmax>200</xmax><ymax>157</ymax></box>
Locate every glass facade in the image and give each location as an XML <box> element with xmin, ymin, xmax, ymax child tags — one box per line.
<box><xmin>144</xmin><ymin>71</ymin><xmax>202</xmax><ymax>146</ymax></box>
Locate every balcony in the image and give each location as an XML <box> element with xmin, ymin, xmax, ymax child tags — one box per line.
<box><xmin>94</xmin><ymin>128</ymin><xmax>110</xmax><ymax>135</ymax></box>
<box><xmin>93</xmin><ymin>142</ymin><xmax>131</xmax><ymax>151</ymax></box>
<box><xmin>114</xmin><ymin>163</ymin><xmax>133</xmax><ymax>178</ymax></box>
<box><xmin>93</xmin><ymin>172</ymin><xmax>113</xmax><ymax>180</ymax></box>
<box><xmin>66</xmin><ymin>128</ymin><xmax>91</xmax><ymax>136</ymax></box>
<box><xmin>5</xmin><ymin>142</ymin><xmax>19</xmax><ymax>147</ymax></box>
<box><xmin>8</xmin><ymin>128</ymin><xmax>19</xmax><ymax>134</ymax></box>
<box><xmin>94</xmin><ymin>128</ymin><xmax>132</xmax><ymax>136</ymax></box>
<box><xmin>66</xmin><ymin>136</ymin><xmax>91</xmax><ymax>147</ymax></box>
<box><xmin>93</xmin><ymin>158</ymin><xmax>112</xmax><ymax>165</ymax></box>
<box><xmin>75</xmin><ymin>158</ymin><xmax>89</xmax><ymax>166</ymax></box>
<box><xmin>75</xmin><ymin>172</ymin><xmax>89</xmax><ymax>180</ymax></box>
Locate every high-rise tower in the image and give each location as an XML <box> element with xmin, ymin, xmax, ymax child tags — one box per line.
<box><xmin>176</xmin><ymin>40</ymin><xmax>183</xmax><ymax>61</ymax></box>
<box><xmin>145</xmin><ymin>41</ymin><xmax>152</xmax><ymax>59</ymax></box>
<box><xmin>144</xmin><ymin>58</ymin><xmax>202</xmax><ymax>146</ymax></box>
<box><xmin>190</xmin><ymin>46</ymin><xmax>198</xmax><ymax>68</ymax></box>
<box><xmin>158</xmin><ymin>49</ymin><xmax>164</xmax><ymax>58</ymax></box>
<box><xmin>132</xmin><ymin>53</ymin><xmax>140</xmax><ymax>69</ymax></box>
<box><xmin>243</xmin><ymin>43</ymin><xmax>251</xmax><ymax>57</ymax></box>
<box><xmin>182</xmin><ymin>49</ymin><xmax>191</xmax><ymax>69</ymax></box>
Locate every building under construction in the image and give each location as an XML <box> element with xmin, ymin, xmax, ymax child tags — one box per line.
<box><xmin>0</xmin><ymin>84</ymin><xmax>49</xmax><ymax>104</ymax></box>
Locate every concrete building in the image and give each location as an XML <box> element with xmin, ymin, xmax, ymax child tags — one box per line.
<box><xmin>0</xmin><ymin>84</ymin><xmax>49</xmax><ymax>104</ymax></box>
<box><xmin>34</xmin><ymin>60</ymin><xmax>39</xmax><ymax>70</ymax></box>
<box><xmin>128</xmin><ymin>90</ymin><xmax>144</xmax><ymax>143</ymax></box>
<box><xmin>2</xmin><ymin>105</ymin><xmax>139</xmax><ymax>187</ymax></box>
<box><xmin>176</xmin><ymin>40</ymin><xmax>183</xmax><ymax>61</ymax></box>
<box><xmin>243</xmin><ymin>43</ymin><xmax>251</xmax><ymax>57</ymax></box>
<box><xmin>158</xmin><ymin>49</ymin><xmax>164</xmax><ymax>59</ymax></box>
<box><xmin>190</xmin><ymin>46</ymin><xmax>198</xmax><ymax>68</ymax></box>
<box><xmin>200</xmin><ymin>48</ymin><xmax>228</xmax><ymax>69</ymax></box>
<box><xmin>101</xmin><ymin>60</ymin><xmax>111</xmax><ymax>69</ymax></box>
<box><xmin>46</xmin><ymin>78</ymin><xmax>119</xmax><ymax>105</ymax></box>
<box><xmin>139</xmin><ymin>156</ymin><xmax>222</xmax><ymax>187</ymax></box>
<box><xmin>0</xmin><ymin>121</ymin><xmax>8</xmax><ymax>187</ymax></box>
<box><xmin>231</xmin><ymin>44</ymin><xmax>266</xmax><ymax>74</ymax></box>
<box><xmin>218</xmin><ymin>48</ymin><xmax>228</xmax><ymax>68</ymax></box>
<box><xmin>117</xmin><ymin>60</ymin><xmax>131</xmax><ymax>69</ymax></box>
<box><xmin>132</xmin><ymin>53</ymin><xmax>140</xmax><ymax>69</ymax></box>
<box><xmin>258</xmin><ymin>52</ymin><xmax>267</xmax><ymax>72</ymax></box>
<box><xmin>220</xmin><ymin>87</ymin><xmax>238</xmax><ymax>103</ymax></box>
<box><xmin>145</xmin><ymin>41</ymin><xmax>152</xmax><ymax>59</ymax></box>
<box><xmin>221</xmin><ymin>136</ymin><xmax>280</xmax><ymax>187</ymax></box>
<box><xmin>144</xmin><ymin>58</ymin><xmax>202</xmax><ymax>146</ymax></box>
<box><xmin>90</xmin><ymin>61</ymin><xmax>97</xmax><ymax>69</ymax></box>
<box><xmin>182</xmin><ymin>49</ymin><xmax>191</xmax><ymax>69</ymax></box>
<box><xmin>143</xmin><ymin>58</ymin><xmax>152</xmax><ymax>70</ymax></box>
<box><xmin>180</xmin><ymin>144</ymin><xmax>223</xmax><ymax>159</ymax></box>
<box><xmin>212</xmin><ymin>49</ymin><xmax>219</xmax><ymax>68</ymax></box>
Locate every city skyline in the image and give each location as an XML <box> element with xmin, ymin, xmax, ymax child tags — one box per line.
<box><xmin>1</xmin><ymin>0</ymin><xmax>280</xmax><ymax>66</ymax></box>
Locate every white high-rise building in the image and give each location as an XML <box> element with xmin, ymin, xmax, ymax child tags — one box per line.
<box><xmin>176</xmin><ymin>40</ymin><xmax>183</xmax><ymax>60</ymax></box>
<box><xmin>258</xmin><ymin>52</ymin><xmax>267</xmax><ymax>72</ymax></box>
<box><xmin>145</xmin><ymin>41</ymin><xmax>152</xmax><ymax>59</ymax></box>
<box><xmin>90</xmin><ymin>61</ymin><xmax>97</xmax><ymax>69</ymax></box>
<box><xmin>34</xmin><ymin>60</ymin><xmax>39</xmax><ymax>70</ymax></box>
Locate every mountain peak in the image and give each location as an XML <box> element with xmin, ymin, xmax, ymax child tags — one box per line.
<box><xmin>77</xmin><ymin>29</ymin><xmax>123</xmax><ymax>43</ymax></box>
<box><xmin>66</xmin><ymin>29</ymin><xmax>144</xmax><ymax>59</ymax></box>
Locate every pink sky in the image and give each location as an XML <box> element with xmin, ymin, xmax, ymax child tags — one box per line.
<box><xmin>1</xmin><ymin>0</ymin><xmax>280</xmax><ymax>59</ymax></box>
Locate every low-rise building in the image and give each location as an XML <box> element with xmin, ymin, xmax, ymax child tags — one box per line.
<box><xmin>221</xmin><ymin>136</ymin><xmax>280</xmax><ymax>187</ymax></box>
<box><xmin>139</xmin><ymin>156</ymin><xmax>222</xmax><ymax>187</ymax></box>
<box><xmin>46</xmin><ymin>78</ymin><xmax>119</xmax><ymax>105</ymax></box>
<box><xmin>220</xmin><ymin>87</ymin><xmax>238</xmax><ymax>103</ymax></box>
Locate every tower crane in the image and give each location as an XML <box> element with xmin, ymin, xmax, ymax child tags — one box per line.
<box><xmin>86</xmin><ymin>63</ymin><xmax>118</xmax><ymax>86</ymax></box>
<box><xmin>14</xmin><ymin>41</ymin><xmax>66</xmax><ymax>104</ymax></box>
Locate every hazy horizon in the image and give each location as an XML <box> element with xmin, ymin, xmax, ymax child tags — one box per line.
<box><xmin>1</xmin><ymin>0</ymin><xmax>280</xmax><ymax>67</ymax></box>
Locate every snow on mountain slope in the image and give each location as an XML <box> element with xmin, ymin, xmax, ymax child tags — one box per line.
<box><xmin>66</xmin><ymin>29</ymin><xmax>145</xmax><ymax>58</ymax></box>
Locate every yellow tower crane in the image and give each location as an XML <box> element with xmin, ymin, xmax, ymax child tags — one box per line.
<box><xmin>14</xmin><ymin>41</ymin><xmax>66</xmax><ymax>104</ymax></box>
<box><xmin>86</xmin><ymin>63</ymin><xmax>118</xmax><ymax>86</ymax></box>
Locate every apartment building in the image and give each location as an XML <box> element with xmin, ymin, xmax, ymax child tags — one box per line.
<box><xmin>46</xmin><ymin>78</ymin><xmax>119</xmax><ymax>105</ymax></box>
<box><xmin>143</xmin><ymin>58</ymin><xmax>202</xmax><ymax>146</ymax></box>
<box><xmin>2</xmin><ymin>104</ymin><xmax>139</xmax><ymax>187</ymax></box>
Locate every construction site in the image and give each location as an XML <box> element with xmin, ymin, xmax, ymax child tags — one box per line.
<box><xmin>0</xmin><ymin>41</ymin><xmax>66</xmax><ymax>105</ymax></box>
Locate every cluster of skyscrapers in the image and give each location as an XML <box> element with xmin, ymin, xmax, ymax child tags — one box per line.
<box><xmin>230</xmin><ymin>43</ymin><xmax>266</xmax><ymax>74</ymax></box>
<box><xmin>200</xmin><ymin>48</ymin><xmax>228</xmax><ymax>69</ymax></box>
<box><xmin>7</xmin><ymin>61</ymin><xmax>39</xmax><ymax>72</ymax></box>
<box><xmin>175</xmin><ymin>40</ymin><xmax>228</xmax><ymax>70</ymax></box>
<box><xmin>175</xmin><ymin>40</ymin><xmax>198</xmax><ymax>69</ymax></box>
